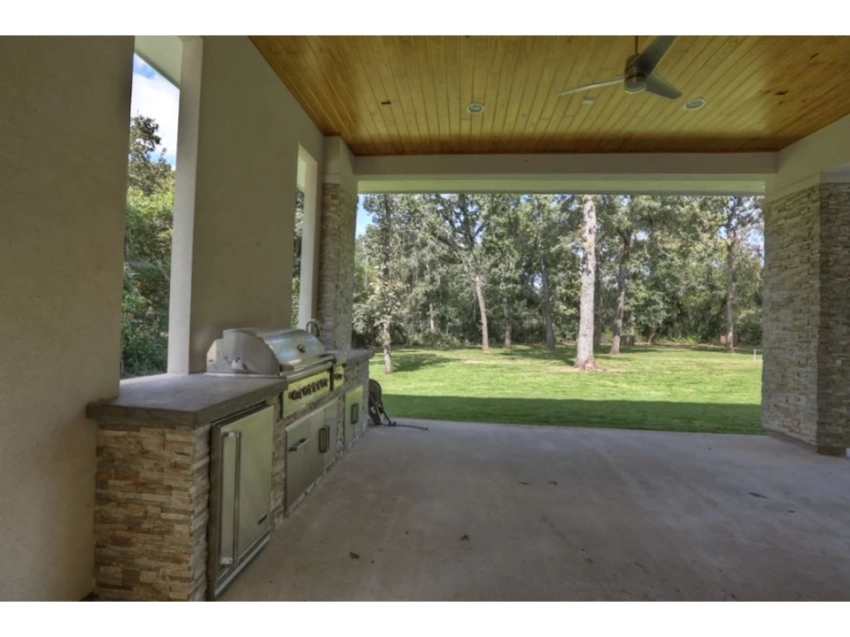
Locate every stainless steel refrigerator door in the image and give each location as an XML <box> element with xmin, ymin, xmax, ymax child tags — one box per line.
<box><xmin>218</xmin><ymin>407</ymin><xmax>273</xmax><ymax>557</ymax></box>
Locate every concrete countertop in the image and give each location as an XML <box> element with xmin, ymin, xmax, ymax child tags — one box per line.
<box><xmin>86</xmin><ymin>374</ymin><xmax>286</xmax><ymax>428</ymax></box>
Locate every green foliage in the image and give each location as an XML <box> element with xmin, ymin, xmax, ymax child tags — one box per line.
<box><xmin>121</xmin><ymin>117</ymin><xmax>174</xmax><ymax>378</ymax></box>
<box><xmin>352</xmin><ymin>194</ymin><xmax>765</xmax><ymax>351</ymax></box>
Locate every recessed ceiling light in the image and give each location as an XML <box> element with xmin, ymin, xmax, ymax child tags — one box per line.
<box><xmin>684</xmin><ymin>97</ymin><xmax>706</xmax><ymax>111</ymax></box>
<box><xmin>582</xmin><ymin>96</ymin><xmax>595</xmax><ymax>106</ymax></box>
<box><xmin>467</xmin><ymin>102</ymin><xmax>484</xmax><ymax>114</ymax></box>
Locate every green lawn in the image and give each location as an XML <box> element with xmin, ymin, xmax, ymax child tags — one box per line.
<box><xmin>368</xmin><ymin>345</ymin><xmax>764</xmax><ymax>435</ymax></box>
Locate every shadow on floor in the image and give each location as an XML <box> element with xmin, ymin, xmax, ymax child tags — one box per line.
<box><xmin>382</xmin><ymin>395</ymin><xmax>763</xmax><ymax>435</ymax></box>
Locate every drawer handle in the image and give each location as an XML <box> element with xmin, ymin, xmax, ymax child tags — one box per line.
<box><xmin>289</xmin><ymin>437</ymin><xmax>309</xmax><ymax>452</ymax></box>
<box><xmin>351</xmin><ymin>403</ymin><xmax>359</xmax><ymax>424</ymax></box>
<box><xmin>319</xmin><ymin>425</ymin><xmax>330</xmax><ymax>453</ymax></box>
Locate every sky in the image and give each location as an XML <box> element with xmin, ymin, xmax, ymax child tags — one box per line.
<box><xmin>131</xmin><ymin>53</ymin><xmax>372</xmax><ymax>236</ymax></box>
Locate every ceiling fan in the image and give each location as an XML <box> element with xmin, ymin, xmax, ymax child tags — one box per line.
<box><xmin>556</xmin><ymin>36</ymin><xmax>682</xmax><ymax>100</ymax></box>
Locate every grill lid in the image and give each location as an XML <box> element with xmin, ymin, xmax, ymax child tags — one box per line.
<box><xmin>206</xmin><ymin>327</ymin><xmax>332</xmax><ymax>376</ymax></box>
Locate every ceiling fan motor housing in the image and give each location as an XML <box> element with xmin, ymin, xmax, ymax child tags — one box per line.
<box><xmin>624</xmin><ymin>54</ymin><xmax>647</xmax><ymax>93</ymax></box>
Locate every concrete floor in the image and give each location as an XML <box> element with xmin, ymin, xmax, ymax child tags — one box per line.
<box><xmin>222</xmin><ymin>420</ymin><xmax>850</xmax><ymax>601</ymax></box>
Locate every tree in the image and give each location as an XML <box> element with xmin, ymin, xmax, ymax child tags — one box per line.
<box><xmin>574</xmin><ymin>195</ymin><xmax>599</xmax><ymax>370</ymax></box>
<box><xmin>433</xmin><ymin>194</ymin><xmax>492</xmax><ymax>352</ymax></box>
<box><xmin>291</xmin><ymin>189</ymin><xmax>304</xmax><ymax>324</ymax></box>
<box><xmin>128</xmin><ymin>115</ymin><xmax>173</xmax><ymax>196</ymax></box>
<box><xmin>699</xmin><ymin>196</ymin><xmax>762</xmax><ymax>352</ymax></box>
<box><xmin>121</xmin><ymin>115</ymin><xmax>175</xmax><ymax>378</ymax></box>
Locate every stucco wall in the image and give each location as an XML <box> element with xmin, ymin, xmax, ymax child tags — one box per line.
<box><xmin>0</xmin><ymin>37</ymin><xmax>135</xmax><ymax>599</ymax></box>
<box><xmin>168</xmin><ymin>36</ymin><xmax>326</xmax><ymax>373</ymax></box>
<box><xmin>762</xmin><ymin>183</ymin><xmax>850</xmax><ymax>453</ymax></box>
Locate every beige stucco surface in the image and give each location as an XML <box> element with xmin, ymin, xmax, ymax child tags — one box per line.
<box><xmin>0</xmin><ymin>36</ymin><xmax>135</xmax><ymax>600</ymax></box>
<box><xmin>166</xmin><ymin>36</ymin><xmax>326</xmax><ymax>373</ymax></box>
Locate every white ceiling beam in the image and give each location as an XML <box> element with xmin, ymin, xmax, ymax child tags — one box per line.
<box><xmin>355</xmin><ymin>152</ymin><xmax>775</xmax><ymax>196</ymax></box>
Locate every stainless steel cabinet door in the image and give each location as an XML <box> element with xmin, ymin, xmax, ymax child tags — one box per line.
<box><xmin>219</xmin><ymin>405</ymin><xmax>274</xmax><ymax>562</ymax></box>
<box><xmin>285</xmin><ymin>412</ymin><xmax>323</xmax><ymax>511</ymax></box>
<box><xmin>345</xmin><ymin>386</ymin><xmax>365</xmax><ymax>444</ymax></box>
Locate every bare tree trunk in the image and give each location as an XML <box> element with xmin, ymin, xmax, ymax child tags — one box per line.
<box><xmin>574</xmin><ymin>195</ymin><xmax>599</xmax><ymax>370</ymax></box>
<box><xmin>503</xmin><ymin>297</ymin><xmax>513</xmax><ymax>348</ymax></box>
<box><xmin>541</xmin><ymin>259</ymin><xmax>555</xmax><ymax>349</ymax></box>
<box><xmin>610</xmin><ymin>234</ymin><xmax>631</xmax><ymax>355</ymax></box>
<box><xmin>593</xmin><ymin>263</ymin><xmax>602</xmax><ymax>348</ymax></box>
<box><xmin>473</xmin><ymin>272</ymin><xmax>490</xmax><ymax>353</ymax></box>
<box><xmin>429</xmin><ymin>302</ymin><xmax>436</xmax><ymax>334</ymax></box>
<box><xmin>725</xmin><ymin>235</ymin><xmax>735</xmax><ymax>353</ymax></box>
<box><xmin>381</xmin><ymin>320</ymin><xmax>392</xmax><ymax>374</ymax></box>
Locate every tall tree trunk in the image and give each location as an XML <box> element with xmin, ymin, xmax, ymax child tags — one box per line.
<box><xmin>381</xmin><ymin>321</ymin><xmax>393</xmax><ymax>374</ymax></box>
<box><xmin>593</xmin><ymin>262</ymin><xmax>602</xmax><ymax>348</ymax></box>
<box><xmin>725</xmin><ymin>234</ymin><xmax>736</xmax><ymax>353</ymax></box>
<box><xmin>429</xmin><ymin>302</ymin><xmax>436</xmax><ymax>334</ymax></box>
<box><xmin>574</xmin><ymin>195</ymin><xmax>599</xmax><ymax>370</ymax></box>
<box><xmin>541</xmin><ymin>260</ymin><xmax>555</xmax><ymax>350</ymax></box>
<box><xmin>610</xmin><ymin>234</ymin><xmax>632</xmax><ymax>355</ymax></box>
<box><xmin>381</xmin><ymin>320</ymin><xmax>393</xmax><ymax>374</ymax></box>
<box><xmin>473</xmin><ymin>272</ymin><xmax>490</xmax><ymax>353</ymax></box>
<box><xmin>502</xmin><ymin>297</ymin><xmax>513</xmax><ymax>348</ymax></box>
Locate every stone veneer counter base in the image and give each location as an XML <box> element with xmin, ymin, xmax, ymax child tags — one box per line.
<box><xmin>87</xmin><ymin>374</ymin><xmax>287</xmax><ymax>601</ymax></box>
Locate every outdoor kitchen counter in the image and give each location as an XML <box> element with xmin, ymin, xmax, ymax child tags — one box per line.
<box><xmin>86</xmin><ymin>373</ymin><xmax>286</xmax><ymax>428</ymax></box>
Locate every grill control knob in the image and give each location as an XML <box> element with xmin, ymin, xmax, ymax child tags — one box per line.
<box><xmin>289</xmin><ymin>390</ymin><xmax>298</xmax><ymax>400</ymax></box>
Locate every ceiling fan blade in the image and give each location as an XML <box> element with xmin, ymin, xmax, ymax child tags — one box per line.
<box><xmin>645</xmin><ymin>73</ymin><xmax>682</xmax><ymax>100</ymax></box>
<box><xmin>635</xmin><ymin>36</ymin><xmax>677</xmax><ymax>74</ymax></box>
<box><xmin>556</xmin><ymin>75</ymin><xmax>624</xmax><ymax>97</ymax></box>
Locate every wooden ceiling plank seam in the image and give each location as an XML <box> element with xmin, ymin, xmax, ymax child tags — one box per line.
<box><xmin>393</xmin><ymin>36</ymin><xmax>430</xmax><ymax>153</ymax></box>
<box><xmin>518</xmin><ymin>37</ymin><xmax>559</xmax><ymax>142</ymax></box>
<box><xmin>524</xmin><ymin>37</ymin><xmax>572</xmax><ymax>143</ymax></box>
<box><xmin>510</xmin><ymin>37</ymin><xmax>548</xmax><ymax>139</ymax></box>
<box><xmin>609</xmin><ymin>36</ymin><xmax>718</xmax><ymax>151</ymax></box>
<box><xmin>330</xmin><ymin>36</ymin><xmax>392</xmax><ymax>154</ymax></box>
<box><xmin>430</xmin><ymin>36</ymin><xmax>453</xmax><ymax>153</ymax></box>
<box><xmin>250</xmin><ymin>38</ymin><xmax>332</xmax><ymax>135</ymax></box>
<box><xmin>315</xmin><ymin>36</ymin><xmax>387</xmax><ymax>148</ymax></box>
<box><xmin>654</xmin><ymin>36</ymin><xmax>786</xmax><ymax>146</ymax></box>
<box><xmin>492</xmin><ymin>37</ymin><xmax>525</xmax><ymax>152</ymax></box>
<box><xmin>560</xmin><ymin>36</ymin><xmax>625</xmax><ymax>150</ymax></box>
<box><xmin>499</xmin><ymin>38</ymin><xmax>535</xmax><ymax>152</ymax></box>
<box><xmin>532</xmin><ymin>36</ymin><xmax>583</xmax><ymax>150</ymax></box>
<box><xmin>691</xmin><ymin>38</ymin><xmax>819</xmax><ymax>149</ymax></box>
<box><xmin>460</xmin><ymin>36</ymin><xmax>475</xmax><ymax>151</ymax></box>
<box><xmin>547</xmin><ymin>36</ymin><xmax>612</xmax><ymax>151</ymax></box>
<box><xmin>358</xmin><ymin>37</ymin><xmax>408</xmax><ymax>154</ymax></box>
<box><xmin>391</xmin><ymin>36</ymin><xmax>429</xmax><ymax>154</ymax></box>
<box><xmin>301</xmin><ymin>37</ymin><xmax>362</xmax><ymax>138</ymax></box>
<box><xmin>370</xmin><ymin>36</ymin><xmax>417</xmax><ymax>149</ymax></box>
<box><xmin>412</xmin><ymin>36</ymin><xmax>441</xmax><ymax>154</ymax></box>
<box><xmin>736</xmin><ymin>38</ymin><xmax>850</xmax><ymax>140</ymax></box>
<box><xmin>442</xmin><ymin>36</ymin><xmax>459</xmax><ymax>153</ymax></box>
<box><xmin>343</xmin><ymin>36</ymin><xmax>399</xmax><ymax>155</ymax></box>
<box><xmin>477</xmin><ymin>36</ymin><xmax>503</xmax><ymax>150</ymax></box>
<box><xmin>575</xmin><ymin>36</ymin><xmax>640</xmax><ymax>144</ymax></box>
<box><xmin>265</xmin><ymin>38</ymin><xmax>345</xmax><ymax>138</ymax></box>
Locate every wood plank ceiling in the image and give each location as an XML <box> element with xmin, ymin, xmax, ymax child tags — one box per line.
<box><xmin>250</xmin><ymin>36</ymin><xmax>850</xmax><ymax>156</ymax></box>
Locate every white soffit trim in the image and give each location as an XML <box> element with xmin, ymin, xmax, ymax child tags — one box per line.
<box><xmin>355</xmin><ymin>153</ymin><xmax>775</xmax><ymax>196</ymax></box>
<box><xmin>134</xmin><ymin>36</ymin><xmax>183</xmax><ymax>88</ymax></box>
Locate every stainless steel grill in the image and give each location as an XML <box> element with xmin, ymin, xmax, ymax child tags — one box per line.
<box><xmin>206</xmin><ymin>327</ymin><xmax>346</xmax><ymax>416</ymax></box>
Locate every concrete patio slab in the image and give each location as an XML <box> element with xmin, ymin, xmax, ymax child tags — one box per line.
<box><xmin>221</xmin><ymin>420</ymin><xmax>850</xmax><ymax>601</ymax></box>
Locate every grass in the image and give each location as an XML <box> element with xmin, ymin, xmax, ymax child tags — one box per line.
<box><xmin>368</xmin><ymin>344</ymin><xmax>764</xmax><ymax>435</ymax></box>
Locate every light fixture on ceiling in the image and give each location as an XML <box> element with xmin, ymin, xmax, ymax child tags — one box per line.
<box><xmin>467</xmin><ymin>102</ymin><xmax>484</xmax><ymax>114</ymax></box>
<box><xmin>684</xmin><ymin>97</ymin><xmax>706</xmax><ymax>111</ymax></box>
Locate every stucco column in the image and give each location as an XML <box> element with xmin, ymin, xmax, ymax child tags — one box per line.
<box><xmin>762</xmin><ymin>177</ymin><xmax>850</xmax><ymax>455</ymax></box>
<box><xmin>316</xmin><ymin>137</ymin><xmax>358</xmax><ymax>351</ymax></box>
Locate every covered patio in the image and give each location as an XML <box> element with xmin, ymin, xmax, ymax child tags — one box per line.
<box><xmin>2</xmin><ymin>34</ymin><xmax>850</xmax><ymax>601</ymax></box>
<box><xmin>222</xmin><ymin>420</ymin><xmax>850</xmax><ymax>601</ymax></box>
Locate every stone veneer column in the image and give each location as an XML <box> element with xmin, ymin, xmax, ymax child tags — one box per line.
<box><xmin>316</xmin><ymin>137</ymin><xmax>358</xmax><ymax>351</ymax></box>
<box><xmin>762</xmin><ymin>182</ymin><xmax>850</xmax><ymax>455</ymax></box>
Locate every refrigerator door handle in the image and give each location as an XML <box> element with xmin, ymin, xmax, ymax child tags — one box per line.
<box><xmin>221</xmin><ymin>430</ymin><xmax>242</xmax><ymax>567</ymax></box>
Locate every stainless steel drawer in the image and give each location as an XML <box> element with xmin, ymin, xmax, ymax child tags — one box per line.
<box><xmin>285</xmin><ymin>411</ymin><xmax>323</xmax><ymax>512</ymax></box>
<box><xmin>345</xmin><ymin>386</ymin><xmax>365</xmax><ymax>446</ymax></box>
